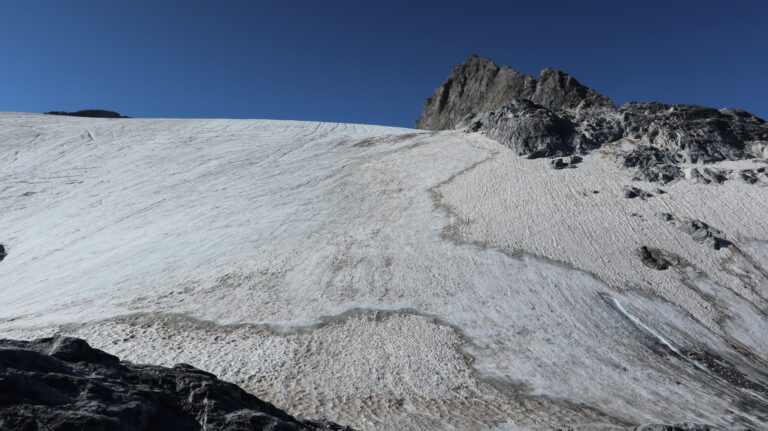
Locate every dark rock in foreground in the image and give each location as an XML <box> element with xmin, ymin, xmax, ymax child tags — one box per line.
<box><xmin>44</xmin><ymin>110</ymin><xmax>129</xmax><ymax>118</ymax></box>
<box><xmin>0</xmin><ymin>336</ymin><xmax>351</xmax><ymax>431</ymax></box>
<box><xmin>0</xmin><ymin>336</ymin><xmax>731</xmax><ymax>430</ymax></box>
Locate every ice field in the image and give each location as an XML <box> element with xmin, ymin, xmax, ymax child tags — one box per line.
<box><xmin>1</xmin><ymin>112</ymin><xmax>767</xmax><ymax>430</ymax></box>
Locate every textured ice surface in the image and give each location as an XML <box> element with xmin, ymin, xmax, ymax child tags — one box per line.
<box><xmin>1</xmin><ymin>112</ymin><xmax>767</xmax><ymax>430</ymax></box>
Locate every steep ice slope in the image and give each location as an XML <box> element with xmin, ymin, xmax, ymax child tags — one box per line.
<box><xmin>1</xmin><ymin>112</ymin><xmax>767</xmax><ymax>430</ymax></box>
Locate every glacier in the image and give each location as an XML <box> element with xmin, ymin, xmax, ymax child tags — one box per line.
<box><xmin>1</xmin><ymin>112</ymin><xmax>767</xmax><ymax>430</ymax></box>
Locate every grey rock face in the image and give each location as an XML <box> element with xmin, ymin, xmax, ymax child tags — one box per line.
<box><xmin>415</xmin><ymin>55</ymin><xmax>609</xmax><ymax>130</ymax></box>
<box><xmin>459</xmin><ymin>99</ymin><xmax>576</xmax><ymax>157</ymax></box>
<box><xmin>460</xmin><ymin>101</ymin><xmax>768</xmax><ymax>166</ymax></box>
<box><xmin>618</xmin><ymin>103</ymin><xmax>749</xmax><ymax>163</ymax></box>
<box><xmin>0</xmin><ymin>336</ymin><xmax>352</xmax><ymax>431</ymax></box>
<box><xmin>419</xmin><ymin>56</ymin><xmax>768</xmax><ymax>184</ymax></box>
<box><xmin>531</xmin><ymin>67</ymin><xmax>612</xmax><ymax>111</ymax></box>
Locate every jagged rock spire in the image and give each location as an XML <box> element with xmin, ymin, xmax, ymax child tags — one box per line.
<box><xmin>415</xmin><ymin>55</ymin><xmax>611</xmax><ymax>130</ymax></box>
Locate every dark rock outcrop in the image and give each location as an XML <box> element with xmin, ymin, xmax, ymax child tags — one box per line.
<box><xmin>623</xmin><ymin>186</ymin><xmax>654</xmax><ymax>200</ymax></box>
<box><xmin>550</xmin><ymin>155</ymin><xmax>582</xmax><ymax>170</ymax></box>
<box><xmin>639</xmin><ymin>246</ymin><xmax>681</xmax><ymax>270</ymax></box>
<box><xmin>45</xmin><ymin>110</ymin><xmax>129</xmax><ymax>119</ymax></box>
<box><xmin>618</xmin><ymin>146</ymin><xmax>686</xmax><ymax>184</ymax></box>
<box><xmin>661</xmin><ymin>213</ymin><xmax>732</xmax><ymax>250</ymax></box>
<box><xmin>418</xmin><ymin>56</ymin><xmax>768</xmax><ymax>184</ymax></box>
<box><xmin>415</xmin><ymin>55</ymin><xmax>609</xmax><ymax>130</ymax></box>
<box><xmin>457</xmin><ymin>100</ymin><xmax>768</xmax><ymax>166</ymax></box>
<box><xmin>689</xmin><ymin>167</ymin><xmax>728</xmax><ymax>185</ymax></box>
<box><xmin>618</xmin><ymin>103</ymin><xmax>749</xmax><ymax>163</ymax></box>
<box><xmin>0</xmin><ymin>336</ymin><xmax>352</xmax><ymax>431</ymax></box>
<box><xmin>532</xmin><ymin>67</ymin><xmax>613</xmax><ymax>112</ymax></box>
<box><xmin>0</xmin><ymin>244</ymin><xmax>5</xmax><ymax>262</ymax></box>
<box><xmin>461</xmin><ymin>99</ymin><xmax>578</xmax><ymax>157</ymax></box>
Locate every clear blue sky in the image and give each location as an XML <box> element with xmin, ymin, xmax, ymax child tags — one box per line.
<box><xmin>2</xmin><ymin>1</ymin><xmax>766</xmax><ymax>127</ymax></box>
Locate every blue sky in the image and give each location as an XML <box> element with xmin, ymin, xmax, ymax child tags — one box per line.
<box><xmin>1</xmin><ymin>1</ymin><xmax>766</xmax><ymax>127</ymax></box>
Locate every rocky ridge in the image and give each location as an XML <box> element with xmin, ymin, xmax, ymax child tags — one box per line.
<box><xmin>44</xmin><ymin>110</ymin><xmax>129</xmax><ymax>118</ymax></box>
<box><xmin>415</xmin><ymin>55</ymin><xmax>611</xmax><ymax>131</ymax></box>
<box><xmin>417</xmin><ymin>56</ymin><xmax>768</xmax><ymax>184</ymax></box>
<box><xmin>0</xmin><ymin>336</ymin><xmax>350</xmax><ymax>431</ymax></box>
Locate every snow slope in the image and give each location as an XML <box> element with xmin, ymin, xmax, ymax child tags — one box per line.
<box><xmin>1</xmin><ymin>112</ymin><xmax>767</xmax><ymax>430</ymax></box>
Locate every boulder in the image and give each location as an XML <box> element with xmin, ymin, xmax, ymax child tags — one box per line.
<box><xmin>0</xmin><ymin>336</ymin><xmax>352</xmax><ymax>431</ymax></box>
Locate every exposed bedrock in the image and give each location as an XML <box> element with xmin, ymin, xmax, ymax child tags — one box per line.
<box><xmin>660</xmin><ymin>213</ymin><xmax>733</xmax><ymax>250</ymax></box>
<box><xmin>0</xmin><ymin>336</ymin><xmax>351</xmax><ymax>431</ymax></box>
<box><xmin>418</xmin><ymin>55</ymin><xmax>768</xmax><ymax>183</ymax></box>
<box><xmin>457</xmin><ymin>101</ymin><xmax>768</xmax><ymax>165</ymax></box>
<box><xmin>461</xmin><ymin>99</ymin><xmax>579</xmax><ymax>158</ymax></box>
<box><xmin>44</xmin><ymin>110</ymin><xmax>129</xmax><ymax>118</ymax></box>
<box><xmin>415</xmin><ymin>54</ymin><xmax>610</xmax><ymax>131</ymax></box>
<box><xmin>618</xmin><ymin>146</ymin><xmax>684</xmax><ymax>183</ymax></box>
<box><xmin>639</xmin><ymin>246</ymin><xmax>682</xmax><ymax>270</ymax></box>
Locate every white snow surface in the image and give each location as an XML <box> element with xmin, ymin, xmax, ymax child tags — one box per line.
<box><xmin>1</xmin><ymin>112</ymin><xmax>768</xmax><ymax>430</ymax></box>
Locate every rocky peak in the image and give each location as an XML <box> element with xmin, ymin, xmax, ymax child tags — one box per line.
<box><xmin>422</xmin><ymin>55</ymin><xmax>768</xmax><ymax>185</ymax></box>
<box><xmin>415</xmin><ymin>55</ymin><xmax>610</xmax><ymax>130</ymax></box>
<box><xmin>532</xmin><ymin>67</ymin><xmax>613</xmax><ymax>111</ymax></box>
